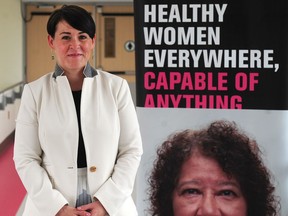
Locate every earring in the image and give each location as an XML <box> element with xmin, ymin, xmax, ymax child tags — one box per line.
<box><xmin>51</xmin><ymin>49</ymin><xmax>55</xmax><ymax>60</ymax></box>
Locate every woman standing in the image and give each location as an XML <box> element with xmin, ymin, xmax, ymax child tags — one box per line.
<box><xmin>14</xmin><ymin>5</ymin><xmax>142</xmax><ymax>216</ymax></box>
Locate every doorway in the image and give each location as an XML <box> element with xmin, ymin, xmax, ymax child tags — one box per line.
<box><xmin>25</xmin><ymin>4</ymin><xmax>135</xmax><ymax>85</ymax></box>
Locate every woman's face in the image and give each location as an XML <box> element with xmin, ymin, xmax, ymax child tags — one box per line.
<box><xmin>48</xmin><ymin>20</ymin><xmax>95</xmax><ymax>73</ymax></box>
<box><xmin>172</xmin><ymin>152</ymin><xmax>247</xmax><ymax>216</ymax></box>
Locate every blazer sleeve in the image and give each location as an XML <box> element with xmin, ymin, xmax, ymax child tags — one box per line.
<box><xmin>13</xmin><ymin>84</ymin><xmax>68</xmax><ymax>215</ymax></box>
<box><xmin>93</xmin><ymin>79</ymin><xmax>143</xmax><ymax>215</ymax></box>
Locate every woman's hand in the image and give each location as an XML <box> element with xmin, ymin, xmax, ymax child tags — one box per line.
<box><xmin>77</xmin><ymin>200</ymin><xmax>108</xmax><ymax>216</ymax></box>
<box><xmin>56</xmin><ymin>204</ymin><xmax>91</xmax><ymax>216</ymax></box>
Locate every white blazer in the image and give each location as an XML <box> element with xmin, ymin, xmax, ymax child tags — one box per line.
<box><xmin>14</xmin><ymin>69</ymin><xmax>143</xmax><ymax>216</ymax></box>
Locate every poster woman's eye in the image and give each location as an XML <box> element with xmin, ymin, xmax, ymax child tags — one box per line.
<box><xmin>217</xmin><ymin>190</ymin><xmax>237</xmax><ymax>199</ymax></box>
<box><xmin>181</xmin><ymin>188</ymin><xmax>201</xmax><ymax>196</ymax></box>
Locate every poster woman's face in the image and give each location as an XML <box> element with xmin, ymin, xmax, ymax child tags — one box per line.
<box><xmin>172</xmin><ymin>152</ymin><xmax>247</xmax><ymax>216</ymax></box>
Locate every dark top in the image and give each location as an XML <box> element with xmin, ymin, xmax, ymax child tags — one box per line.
<box><xmin>72</xmin><ymin>90</ymin><xmax>87</xmax><ymax>168</ymax></box>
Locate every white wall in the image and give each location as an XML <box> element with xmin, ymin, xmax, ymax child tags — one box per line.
<box><xmin>0</xmin><ymin>0</ymin><xmax>24</xmax><ymax>143</ymax></box>
<box><xmin>0</xmin><ymin>0</ymin><xmax>23</xmax><ymax>90</ymax></box>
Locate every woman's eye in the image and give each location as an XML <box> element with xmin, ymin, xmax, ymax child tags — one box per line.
<box><xmin>79</xmin><ymin>35</ymin><xmax>88</xmax><ymax>40</ymax></box>
<box><xmin>62</xmin><ymin>36</ymin><xmax>71</xmax><ymax>40</ymax></box>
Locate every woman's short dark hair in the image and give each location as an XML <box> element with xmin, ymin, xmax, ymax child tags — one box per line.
<box><xmin>47</xmin><ymin>5</ymin><xmax>95</xmax><ymax>39</ymax></box>
<box><xmin>148</xmin><ymin>120</ymin><xmax>279</xmax><ymax>216</ymax></box>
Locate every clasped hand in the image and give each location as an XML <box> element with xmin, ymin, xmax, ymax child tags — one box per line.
<box><xmin>56</xmin><ymin>200</ymin><xmax>108</xmax><ymax>216</ymax></box>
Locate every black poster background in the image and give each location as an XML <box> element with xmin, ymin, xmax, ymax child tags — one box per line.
<box><xmin>134</xmin><ymin>0</ymin><xmax>288</xmax><ymax>110</ymax></box>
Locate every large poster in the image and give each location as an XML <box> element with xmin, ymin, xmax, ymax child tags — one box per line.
<box><xmin>134</xmin><ymin>0</ymin><xmax>288</xmax><ymax>215</ymax></box>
